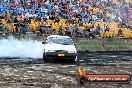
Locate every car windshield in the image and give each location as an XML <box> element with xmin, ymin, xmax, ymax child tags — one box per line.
<box><xmin>47</xmin><ymin>37</ymin><xmax>73</xmax><ymax>45</ymax></box>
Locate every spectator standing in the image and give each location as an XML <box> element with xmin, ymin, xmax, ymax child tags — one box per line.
<box><xmin>101</xmin><ymin>24</ymin><xmax>106</xmax><ymax>32</ymax></box>
<box><xmin>105</xmin><ymin>25</ymin><xmax>110</xmax><ymax>32</ymax></box>
<box><xmin>118</xmin><ymin>28</ymin><xmax>122</xmax><ymax>37</ymax></box>
<box><xmin>96</xmin><ymin>24</ymin><xmax>101</xmax><ymax>35</ymax></box>
<box><xmin>69</xmin><ymin>26</ymin><xmax>74</xmax><ymax>37</ymax></box>
<box><xmin>19</xmin><ymin>19</ymin><xmax>28</xmax><ymax>39</ymax></box>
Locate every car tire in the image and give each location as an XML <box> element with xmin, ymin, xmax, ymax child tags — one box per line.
<box><xmin>43</xmin><ymin>53</ymin><xmax>48</xmax><ymax>62</ymax></box>
<box><xmin>72</xmin><ymin>59</ymin><xmax>75</xmax><ymax>63</ymax></box>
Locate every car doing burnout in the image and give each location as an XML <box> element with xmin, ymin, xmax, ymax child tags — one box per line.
<box><xmin>42</xmin><ymin>35</ymin><xmax>77</xmax><ymax>62</ymax></box>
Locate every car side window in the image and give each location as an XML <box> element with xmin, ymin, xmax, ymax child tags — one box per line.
<box><xmin>46</xmin><ymin>38</ymin><xmax>53</xmax><ymax>44</ymax></box>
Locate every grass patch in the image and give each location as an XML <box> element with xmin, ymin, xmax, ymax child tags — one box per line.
<box><xmin>75</xmin><ymin>40</ymin><xmax>132</xmax><ymax>49</ymax></box>
<box><xmin>105</xmin><ymin>43</ymin><xmax>132</xmax><ymax>48</ymax></box>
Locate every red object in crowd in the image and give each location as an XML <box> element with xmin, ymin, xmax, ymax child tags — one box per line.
<box><xmin>65</xmin><ymin>26</ymin><xmax>69</xmax><ymax>31</ymax></box>
<box><xmin>31</xmin><ymin>0</ymin><xmax>41</xmax><ymax>3</ymax></box>
<box><xmin>43</xmin><ymin>2</ymin><xmax>46</xmax><ymax>7</ymax></box>
<box><xmin>72</xmin><ymin>12</ymin><xmax>77</xmax><ymax>17</ymax></box>
<box><xmin>37</xmin><ymin>0</ymin><xmax>41</xmax><ymax>3</ymax></box>
<box><xmin>13</xmin><ymin>0</ymin><xmax>23</xmax><ymax>6</ymax></box>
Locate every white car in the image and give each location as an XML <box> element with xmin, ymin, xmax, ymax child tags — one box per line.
<box><xmin>42</xmin><ymin>35</ymin><xmax>77</xmax><ymax>62</ymax></box>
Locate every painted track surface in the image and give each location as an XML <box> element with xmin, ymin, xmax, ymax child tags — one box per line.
<box><xmin>0</xmin><ymin>52</ymin><xmax>132</xmax><ymax>88</ymax></box>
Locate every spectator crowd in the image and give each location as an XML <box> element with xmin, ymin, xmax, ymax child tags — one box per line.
<box><xmin>0</xmin><ymin>0</ymin><xmax>132</xmax><ymax>38</ymax></box>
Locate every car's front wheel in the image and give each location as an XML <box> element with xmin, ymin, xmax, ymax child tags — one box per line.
<box><xmin>43</xmin><ymin>53</ymin><xmax>48</xmax><ymax>62</ymax></box>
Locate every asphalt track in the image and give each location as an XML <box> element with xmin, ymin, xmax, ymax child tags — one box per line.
<box><xmin>0</xmin><ymin>52</ymin><xmax>132</xmax><ymax>88</ymax></box>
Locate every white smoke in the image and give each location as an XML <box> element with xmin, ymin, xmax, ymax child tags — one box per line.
<box><xmin>0</xmin><ymin>36</ymin><xmax>43</xmax><ymax>58</ymax></box>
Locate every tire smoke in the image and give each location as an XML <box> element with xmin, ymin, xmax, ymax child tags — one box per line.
<box><xmin>0</xmin><ymin>36</ymin><xmax>43</xmax><ymax>58</ymax></box>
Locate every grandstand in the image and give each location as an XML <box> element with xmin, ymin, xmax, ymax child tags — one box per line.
<box><xmin>0</xmin><ymin>0</ymin><xmax>131</xmax><ymax>38</ymax></box>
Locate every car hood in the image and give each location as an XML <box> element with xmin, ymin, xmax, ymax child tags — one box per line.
<box><xmin>42</xmin><ymin>43</ymin><xmax>77</xmax><ymax>52</ymax></box>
